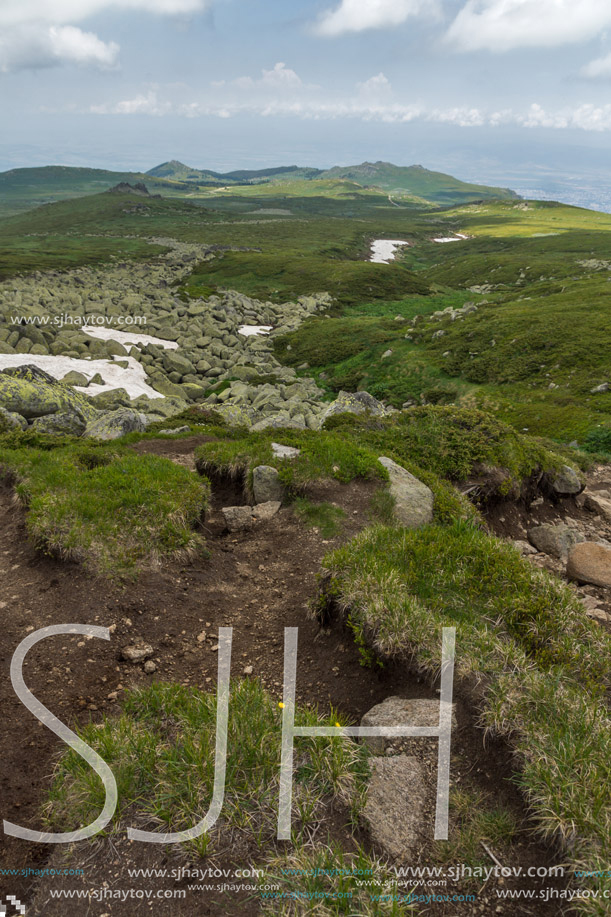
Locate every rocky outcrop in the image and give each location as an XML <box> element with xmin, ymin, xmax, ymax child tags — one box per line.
<box><xmin>378</xmin><ymin>457</ymin><xmax>434</xmax><ymax>528</ymax></box>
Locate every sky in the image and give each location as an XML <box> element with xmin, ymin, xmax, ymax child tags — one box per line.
<box><xmin>2</xmin><ymin>0</ymin><xmax>611</xmax><ymax>202</ymax></box>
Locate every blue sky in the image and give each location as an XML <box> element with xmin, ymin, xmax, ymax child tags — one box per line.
<box><xmin>2</xmin><ymin>0</ymin><xmax>611</xmax><ymax>194</ymax></box>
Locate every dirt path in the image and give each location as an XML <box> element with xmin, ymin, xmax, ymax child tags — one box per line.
<box><xmin>0</xmin><ymin>441</ymin><xmax>568</xmax><ymax>915</ymax></box>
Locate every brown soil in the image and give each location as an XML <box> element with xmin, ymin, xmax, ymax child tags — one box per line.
<box><xmin>0</xmin><ymin>439</ymin><xmax>576</xmax><ymax>916</ymax></box>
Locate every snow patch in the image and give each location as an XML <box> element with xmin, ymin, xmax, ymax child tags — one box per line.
<box><xmin>238</xmin><ymin>325</ymin><xmax>273</xmax><ymax>337</ymax></box>
<box><xmin>370</xmin><ymin>240</ymin><xmax>410</xmax><ymax>264</ymax></box>
<box><xmin>432</xmin><ymin>233</ymin><xmax>469</xmax><ymax>243</ymax></box>
<box><xmin>82</xmin><ymin>327</ymin><xmax>178</xmax><ymax>351</ymax></box>
<box><xmin>0</xmin><ymin>353</ymin><xmax>161</xmax><ymax>401</ymax></box>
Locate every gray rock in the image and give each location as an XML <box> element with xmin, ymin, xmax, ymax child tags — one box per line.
<box><xmin>252</xmin><ymin>465</ymin><xmax>284</xmax><ymax>504</ymax></box>
<box><xmin>31</xmin><ymin>410</ymin><xmax>87</xmax><ymax>437</ymax></box>
<box><xmin>84</xmin><ymin>409</ymin><xmax>147</xmax><ymax>440</ymax></box>
<box><xmin>514</xmin><ymin>539</ymin><xmax>538</xmax><ymax>556</ymax></box>
<box><xmin>567</xmin><ymin>542</ymin><xmax>611</xmax><ymax>588</ymax></box>
<box><xmin>362</xmin><ymin>756</ymin><xmax>428</xmax><ymax>861</ymax></box>
<box><xmin>584</xmin><ymin>492</ymin><xmax>611</xmax><ymax>523</ymax></box>
<box><xmin>591</xmin><ymin>382</ymin><xmax>609</xmax><ymax>394</ymax></box>
<box><xmin>527</xmin><ymin>523</ymin><xmax>585</xmax><ymax>559</ymax></box>
<box><xmin>162</xmin><ymin>351</ymin><xmax>195</xmax><ymax>377</ymax></box>
<box><xmin>378</xmin><ymin>457</ymin><xmax>434</xmax><ymax>529</ymax></box>
<box><xmin>271</xmin><ymin>442</ymin><xmax>301</xmax><ymax>459</ymax></box>
<box><xmin>222</xmin><ymin>505</ymin><xmax>255</xmax><ymax>532</ymax></box>
<box><xmin>252</xmin><ymin>501</ymin><xmax>281</xmax><ymax>521</ymax></box>
<box><xmin>121</xmin><ymin>643</ymin><xmax>154</xmax><ymax>663</ymax></box>
<box><xmin>159</xmin><ymin>425</ymin><xmax>190</xmax><ymax>435</ymax></box>
<box><xmin>143</xmin><ymin>661</ymin><xmax>157</xmax><ymax>674</ymax></box>
<box><xmin>547</xmin><ymin>464</ymin><xmax>583</xmax><ymax>496</ymax></box>
<box><xmin>361</xmin><ymin>696</ymin><xmax>457</xmax><ymax>756</ymax></box>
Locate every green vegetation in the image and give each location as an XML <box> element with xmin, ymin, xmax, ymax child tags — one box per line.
<box><xmin>0</xmin><ymin>436</ymin><xmax>209</xmax><ymax>576</ymax></box>
<box><xmin>194</xmin><ymin>428</ymin><xmax>387</xmax><ymax>494</ymax></box>
<box><xmin>292</xmin><ymin>497</ymin><xmax>347</xmax><ymax>538</ymax></box>
<box><xmin>263</xmin><ymin>843</ymin><xmax>414</xmax><ymax>916</ymax></box>
<box><xmin>321</xmin><ymin>522</ymin><xmax>611</xmax><ymax>915</ymax></box>
<box><xmin>46</xmin><ymin>679</ymin><xmax>369</xmax><ymax>857</ymax></box>
<box><xmin>184</xmin><ymin>248</ymin><xmax>430</xmax><ymax>306</ymax></box>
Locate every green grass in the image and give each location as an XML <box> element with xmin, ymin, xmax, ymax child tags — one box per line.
<box><xmin>324</xmin><ymin>406</ymin><xmax>574</xmax><ymax>497</ymax></box>
<box><xmin>261</xmin><ymin>842</ymin><xmax>415</xmax><ymax>915</ymax></box>
<box><xmin>46</xmin><ymin>679</ymin><xmax>369</xmax><ymax>859</ymax></box>
<box><xmin>320</xmin><ymin>521</ymin><xmax>611</xmax><ymax>915</ymax></box>
<box><xmin>292</xmin><ymin>497</ymin><xmax>347</xmax><ymax>538</ymax></box>
<box><xmin>194</xmin><ymin>428</ymin><xmax>387</xmax><ymax>495</ymax></box>
<box><xmin>182</xmin><ymin>249</ymin><xmax>430</xmax><ymax>307</ymax></box>
<box><xmin>0</xmin><ymin>437</ymin><xmax>209</xmax><ymax>577</ymax></box>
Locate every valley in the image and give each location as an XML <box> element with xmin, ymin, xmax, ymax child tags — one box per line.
<box><xmin>0</xmin><ymin>165</ymin><xmax>610</xmax><ymax>916</ymax></box>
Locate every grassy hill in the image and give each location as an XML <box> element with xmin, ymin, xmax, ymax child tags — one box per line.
<box><xmin>319</xmin><ymin>161</ymin><xmax>519</xmax><ymax>204</ymax></box>
<box><xmin>0</xmin><ymin>159</ymin><xmax>517</xmax><ymax>217</ymax></box>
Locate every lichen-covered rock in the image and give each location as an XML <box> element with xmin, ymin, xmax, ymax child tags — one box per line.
<box><xmin>0</xmin><ymin>367</ymin><xmax>96</xmax><ymax>420</ymax></box>
<box><xmin>84</xmin><ymin>409</ymin><xmax>147</xmax><ymax>440</ymax></box>
<box><xmin>361</xmin><ymin>696</ymin><xmax>457</xmax><ymax>756</ymax></box>
<box><xmin>0</xmin><ymin>406</ymin><xmax>27</xmax><ymax>431</ymax></box>
<box><xmin>321</xmin><ymin>390</ymin><xmax>392</xmax><ymax>424</ymax></box>
<box><xmin>31</xmin><ymin>410</ymin><xmax>87</xmax><ymax>437</ymax></box>
<box><xmin>378</xmin><ymin>457</ymin><xmax>434</xmax><ymax>528</ymax></box>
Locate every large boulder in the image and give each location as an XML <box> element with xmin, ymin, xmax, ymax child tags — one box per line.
<box><xmin>528</xmin><ymin>523</ymin><xmax>585</xmax><ymax>560</ymax></box>
<box><xmin>31</xmin><ymin>410</ymin><xmax>87</xmax><ymax>437</ymax></box>
<box><xmin>252</xmin><ymin>465</ymin><xmax>284</xmax><ymax>504</ymax></box>
<box><xmin>84</xmin><ymin>409</ymin><xmax>147</xmax><ymax>441</ymax></box>
<box><xmin>320</xmin><ymin>390</ymin><xmax>392</xmax><ymax>425</ymax></box>
<box><xmin>378</xmin><ymin>457</ymin><xmax>434</xmax><ymax>529</ymax></box>
<box><xmin>567</xmin><ymin>542</ymin><xmax>611</xmax><ymax>588</ymax></box>
<box><xmin>0</xmin><ymin>367</ymin><xmax>96</xmax><ymax>420</ymax></box>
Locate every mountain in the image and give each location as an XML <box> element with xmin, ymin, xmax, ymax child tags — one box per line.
<box><xmin>0</xmin><ymin>160</ymin><xmax>518</xmax><ymax>216</ymax></box>
<box><xmin>318</xmin><ymin>161</ymin><xmax>518</xmax><ymax>204</ymax></box>
<box><xmin>146</xmin><ymin>161</ymin><xmax>322</xmax><ymax>184</ymax></box>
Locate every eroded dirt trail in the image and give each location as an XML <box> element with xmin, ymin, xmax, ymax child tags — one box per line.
<box><xmin>0</xmin><ymin>442</ymin><xmax>569</xmax><ymax>915</ymax></box>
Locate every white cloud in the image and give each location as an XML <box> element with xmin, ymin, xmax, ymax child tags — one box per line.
<box><xmin>357</xmin><ymin>72</ymin><xmax>391</xmax><ymax>94</ymax></box>
<box><xmin>582</xmin><ymin>52</ymin><xmax>611</xmax><ymax>79</ymax></box>
<box><xmin>0</xmin><ymin>25</ymin><xmax>119</xmax><ymax>72</ymax></box>
<box><xmin>231</xmin><ymin>62</ymin><xmax>303</xmax><ymax>91</ymax></box>
<box><xmin>446</xmin><ymin>0</ymin><xmax>611</xmax><ymax>52</ymax></box>
<box><xmin>315</xmin><ymin>0</ymin><xmax>438</xmax><ymax>37</ymax></box>
<box><xmin>91</xmin><ymin>89</ymin><xmax>170</xmax><ymax>114</ymax></box>
<box><xmin>0</xmin><ymin>0</ymin><xmax>210</xmax><ymax>28</ymax></box>
<box><xmin>0</xmin><ymin>0</ymin><xmax>212</xmax><ymax>72</ymax></box>
<box><xmin>87</xmin><ymin>90</ymin><xmax>611</xmax><ymax>134</ymax></box>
